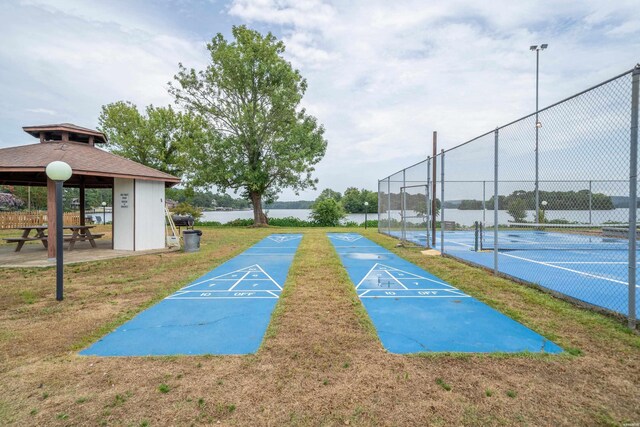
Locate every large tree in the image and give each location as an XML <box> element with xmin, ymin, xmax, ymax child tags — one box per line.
<box><xmin>98</xmin><ymin>101</ymin><xmax>205</xmax><ymax>177</ymax></box>
<box><xmin>169</xmin><ymin>26</ymin><xmax>327</xmax><ymax>225</ymax></box>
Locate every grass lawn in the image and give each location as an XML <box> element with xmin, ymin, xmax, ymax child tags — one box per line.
<box><xmin>0</xmin><ymin>227</ymin><xmax>638</xmax><ymax>426</ymax></box>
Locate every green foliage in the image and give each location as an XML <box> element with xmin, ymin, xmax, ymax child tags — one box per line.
<box><xmin>172</xmin><ymin>202</ymin><xmax>203</xmax><ymax>220</ymax></box>
<box><xmin>268</xmin><ymin>217</ymin><xmax>316</xmax><ymax>227</ymax></box>
<box><xmin>2</xmin><ymin>185</ymin><xmax>46</xmax><ymax>210</ymax></box>
<box><xmin>170</xmin><ymin>26</ymin><xmax>327</xmax><ymax>225</ymax></box>
<box><xmin>435</xmin><ymin>378</ymin><xmax>451</xmax><ymax>391</ymax></box>
<box><xmin>315</xmin><ymin>188</ymin><xmax>342</xmax><ymax>203</ymax></box>
<box><xmin>166</xmin><ymin>188</ymin><xmax>251</xmax><ymax>209</ymax></box>
<box><xmin>158</xmin><ymin>383</ymin><xmax>170</xmax><ymax>394</ymax></box>
<box><xmin>486</xmin><ymin>189</ymin><xmax>614</xmax><ymax>211</ymax></box>
<box><xmin>265</xmin><ymin>200</ymin><xmax>314</xmax><ymax>209</ymax></box>
<box><xmin>98</xmin><ymin>101</ymin><xmax>204</xmax><ymax>177</ymax></box>
<box><xmin>506</xmin><ymin>198</ymin><xmax>528</xmax><ymax>223</ymax></box>
<box><xmin>458</xmin><ymin>199</ymin><xmax>484</xmax><ymax>210</ymax></box>
<box><xmin>309</xmin><ymin>198</ymin><xmax>345</xmax><ymax>226</ymax></box>
<box><xmin>224</xmin><ymin>219</ymin><xmax>254</xmax><ymax>227</ymax></box>
<box><xmin>340</xmin><ymin>187</ymin><xmax>378</xmax><ymax>213</ymax></box>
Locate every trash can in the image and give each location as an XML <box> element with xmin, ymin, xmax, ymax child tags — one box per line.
<box><xmin>183</xmin><ymin>230</ymin><xmax>202</xmax><ymax>252</ymax></box>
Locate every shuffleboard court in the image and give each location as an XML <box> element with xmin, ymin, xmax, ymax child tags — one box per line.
<box><xmin>328</xmin><ymin>233</ymin><xmax>562</xmax><ymax>353</ymax></box>
<box><xmin>80</xmin><ymin>234</ymin><xmax>302</xmax><ymax>356</ymax></box>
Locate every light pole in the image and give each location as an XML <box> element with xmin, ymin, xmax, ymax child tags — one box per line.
<box><xmin>101</xmin><ymin>201</ymin><xmax>107</xmax><ymax>224</ymax></box>
<box><xmin>45</xmin><ymin>161</ymin><xmax>72</xmax><ymax>301</ymax></box>
<box><xmin>364</xmin><ymin>201</ymin><xmax>369</xmax><ymax>229</ymax></box>
<box><xmin>530</xmin><ymin>43</ymin><xmax>548</xmax><ymax>224</ymax></box>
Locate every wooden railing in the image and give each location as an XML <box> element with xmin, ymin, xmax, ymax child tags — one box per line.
<box><xmin>0</xmin><ymin>211</ymin><xmax>81</xmax><ymax>229</ymax></box>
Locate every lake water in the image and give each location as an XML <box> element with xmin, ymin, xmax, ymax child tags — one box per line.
<box><xmin>201</xmin><ymin>208</ymin><xmax>634</xmax><ymax>226</ymax></box>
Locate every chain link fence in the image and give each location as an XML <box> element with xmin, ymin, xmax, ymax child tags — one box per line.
<box><xmin>378</xmin><ymin>65</ymin><xmax>640</xmax><ymax>328</ymax></box>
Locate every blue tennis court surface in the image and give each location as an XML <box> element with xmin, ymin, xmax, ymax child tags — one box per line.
<box><xmin>328</xmin><ymin>233</ymin><xmax>562</xmax><ymax>354</ymax></box>
<box><xmin>390</xmin><ymin>229</ymin><xmax>639</xmax><ymax>318</ymax></box>
<box><xmin>80</xmin><ymin>234</ymin><xmax>302</xmax><ymax>356</ymax></box>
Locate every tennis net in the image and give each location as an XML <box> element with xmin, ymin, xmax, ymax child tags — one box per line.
<box><xmin>478</xmin><ymin>222</ymin><xmax>636</xmax><ymax>252</ymax></box>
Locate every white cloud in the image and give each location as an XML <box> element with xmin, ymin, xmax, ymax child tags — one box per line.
<box><xmin>1</xmin><ymin>0</ymin><xmax>639</xmax><ymax>201</ymax></box>
<box><xmin>228</xmin><ymin>0</ymin><xmax>640</xmax><ymax>199</ymax></box>
<box><xmin>25</xmin><ymin>108</ymin><xmax>57</xmax><ymax>116</ymax></box>
<box><xmin>0</xmin><ymin>0</ymin><xmax>207</xmax><ymax>146</ymax></box>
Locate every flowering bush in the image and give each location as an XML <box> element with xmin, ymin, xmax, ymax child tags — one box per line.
<box><xmin>0</xmin><ymin>192</ymin><xmax>25</xmax><ymax>211</ymax></box>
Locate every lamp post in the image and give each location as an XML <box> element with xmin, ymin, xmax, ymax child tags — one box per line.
<box><xmin>530</xmin><ymin>43</ymin><xmax>548</xmax><ymax>224</ymax></box>
<box><xmin>364</xmin><ymin>201</ymin><xmax>369</xmax><ymax>229</ymax></box>
<box><xmin>101</xmin><ymin>201</ymin><xmax>107</xmax><ymax>224</ymax></box>
<box><xmin>45</xmin><ymin>161</ymin><xmax>72</xmax><ymax>301</ymax></box>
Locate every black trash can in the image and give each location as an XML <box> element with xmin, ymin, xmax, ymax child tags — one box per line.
<box><xmin>183</xmin><ymin>230</ymin><xmax>202</xmax><ymax>252</ymax></box>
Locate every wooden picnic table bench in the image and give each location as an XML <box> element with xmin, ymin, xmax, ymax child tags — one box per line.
<box><xmin>2</xmin><ymin>225</ymin><xmax>104</xmax><ymax>252</ymax></box>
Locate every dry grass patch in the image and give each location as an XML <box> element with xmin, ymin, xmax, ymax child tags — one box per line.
<box><xmin>0</xmin><ymin>227</ymin><xmax>638</xmax><ymax>426</ymax></box>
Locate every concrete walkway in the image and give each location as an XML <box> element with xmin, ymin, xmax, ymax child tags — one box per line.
<box><xmin>0</xmin><ymin>239</ymin><xmax>176</xmax><ymax>268</ymax></box>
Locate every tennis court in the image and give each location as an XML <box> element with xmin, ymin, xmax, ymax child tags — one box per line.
<box><xmin>391</xmin><ymin>226</ymin><xmax>639</xmax><ymax>318</ymax></box>
<box><xmin>80</xmin><ymin>234</ymin><xmax>302</xmax><ymax>356</ymax></box>
<box><xmin>328</xmin><ymin>233</ymin><xmax>562</xmax><ymax>353</ymax></box>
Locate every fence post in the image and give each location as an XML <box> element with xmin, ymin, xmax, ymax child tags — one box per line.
<box><xmin>589</xmin><ymin>180</ymin><xmax>593</xmax><ymax>224</ymax></box>
<box><xmin>377</xmin><ymin>180</ymin><xmax>381</xmax><ymax>233</ymax></box>
<box><xmin>387</xmin><ymin>178</ymin><xmax>391</xmax><ymax>236</ymax></box>
<box><xmin>426</xmin><ymin>156</ymin><xmax>431</xmax><ymax>248</ymax></box>
<box><xmin>482</xmin><ymin>180</ymin><xmax>486</xmax><ymax>225</ymax></box>
<box><xmin>400</xmin><ymin>169</ymin><xmax>407</xmax><ymax>241</ymax></box>
<box><xmin>628</xmin><ymin>64</ymin><xmax>639</xmax><ymax>329</ymax></box>
<box><xmin>440</xmin><ymin>149</ymin><xmax>445</xmax><ymax>256</ymax></box>
<box><xmin>494</xmin><ymin>127</ymin><xmax>499</xmax><ymax>275</ymax></box>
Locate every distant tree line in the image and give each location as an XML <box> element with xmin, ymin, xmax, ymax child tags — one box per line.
<box><xmin>315</xmin><ymin>187</ymin><xmax>378</xmax><ymax>213</ymax></box>
<box><xmin>485</xmin><ymin>190</ymin><xmax>614</xmax><ymax>210</ymax></box>
<box><xmin>0</xmin><ymin>186</ymin><xmax>112</xmax><ymax>212</ymax></box>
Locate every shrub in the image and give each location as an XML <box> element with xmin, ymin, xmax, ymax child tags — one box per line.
<box><xmin>194</xmin><ymin>220</ymin><xmax>222</xmax><ymax>227</ymax></box>
<box><xmin>268</xmin><ymin>216</ymin><xmax>315</xmax><ymax>227</ymax></box>
<box><xmin>223</xmin><ymin>218</ymin><xmax>254</xmax><ymax>227</ymax></box>
<box><xmin>309</xmin><ymin>198</ymin><xmax>346</xmax><ymax>226</ymax></box>
<box><xmin>506</xmin><ymin>199</ymin><xmax>527</xmax><ymax>223</ymax></box>
<box><xmin>172</xmin><ymin>202</ymin><xmax>203</xmax><ymax>220</ymax></box>
<box><xmin>360</xmin><ymin>220</ymin><xmax>378</xmax><ymax>228</ymax></box>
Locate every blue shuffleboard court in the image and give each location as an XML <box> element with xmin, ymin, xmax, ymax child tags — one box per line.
<box><xmin>328</xmin><ymin>233</ymin><xmax>562</xmax><ymax>353</ymax></box>
<box><xmin>80</xmin><ymin>234</ymin><xmax>302</xmax><ymax>356</ymax></box>
<box><xmin>388</xmin><ymin>229</ymin><xmax>639</xmax><ymax>319</ymax></box>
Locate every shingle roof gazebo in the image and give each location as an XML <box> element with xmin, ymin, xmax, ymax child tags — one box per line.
<box><xmin>0</xmin><ymin>124</ymin><xmax>181</xmax><ymax>258</ymax></box>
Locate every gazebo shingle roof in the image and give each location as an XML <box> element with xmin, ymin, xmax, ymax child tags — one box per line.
<box><xmin>0</xmin><ymin>141</ymin><xmax>180</xmax><ymax>187</ymax></box>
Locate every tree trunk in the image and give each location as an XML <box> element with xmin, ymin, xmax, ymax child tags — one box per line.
<box><xmin>249</xmin><ymin>191</ymin><xmax>268</xmax><ymax>225</ymax></box>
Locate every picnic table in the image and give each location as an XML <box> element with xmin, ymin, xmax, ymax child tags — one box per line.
<box><xmin>3</xmin><ymin>225</ymin><xmax>105</xmax><ymax>252</ymax></box>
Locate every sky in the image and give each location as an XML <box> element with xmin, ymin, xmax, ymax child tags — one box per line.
<box><xmin>1</xmin><ymin>0</ymin><xmax>639</xmax><ymax>201</ymax></box>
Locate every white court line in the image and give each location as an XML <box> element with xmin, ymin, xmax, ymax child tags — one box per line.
<box><xmin>256</xmin><ymin>265</ymin><xmax>283</xmax><ymax>290</ymax></box>
<box><xmin>360</xmin><ymin>295</ymin><xmax>471</xmax><ymax>299</ymax></box>
<box><xmin>444</xmin><ymin>239</ymin><xmax>637</xmax><ymax>289</ymax></box>
<box><xmin>228</xmin><ymin>271</ymin><xmax>251</xmax><ymax>291</ymax></box>
<box><xmin>499</xmin><ymin>252</ymin><xmax>635</xmax><ymax>287</ymax></box>
<box><xmin>355</xmin><ymin>263</ymin><xmax>452</xmax><ymax>289</ymax></box>
<box><xmin>167</xmin><ymin>296</ymin><xmax>278</xmax><ymax>300</ymax></box>
<box><xmin>266</xmin><ymin>290</ymin><xmax>280</xmax><ymax>297</ymax></box>
<box><xmin>546</xmin><ymin>261</ymin><xmax>627</xmax><ymax>265</ymax></box>
<box><xmin>239</xmin><ymin>253</ymin><xmax>295</xmax><ymax>256</ymax></box>
<box><xmin>381</xmin><ymin>271</ymin><xmax>408</xmax><ymax>289</ymax></box>
<box><xmin>358</xmin><ymin>290</ymin><xmax>371</xmax><ymax>297</ymax></box>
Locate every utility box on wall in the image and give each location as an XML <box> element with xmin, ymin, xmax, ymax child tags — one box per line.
<box><xmin>113</xmin><ymin>178</ymin><xmax>165</xmax><ymax>251</ymax></box>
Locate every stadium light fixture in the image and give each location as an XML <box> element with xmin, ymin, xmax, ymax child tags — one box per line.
<box><xmin>531</xmin><ymin>43</ymin><xmax>549</xmax><ymax>223</ymax></box>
